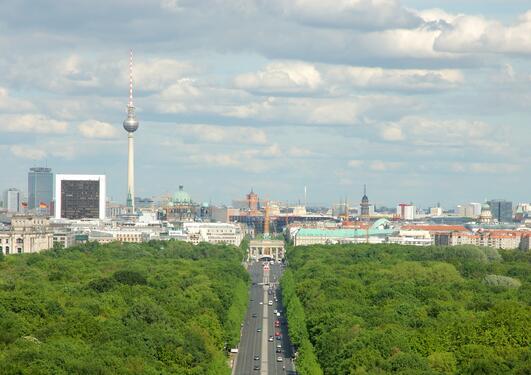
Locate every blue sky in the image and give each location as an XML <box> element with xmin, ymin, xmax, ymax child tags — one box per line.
<box><xmin>0</xmin><ymin>0</ymin><xmax>530</xmax><ymax>208</ymax></box>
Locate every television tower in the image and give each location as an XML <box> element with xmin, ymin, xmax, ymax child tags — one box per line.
<box><xmin>123</xmin><ymin>50</ymin><xmax>139</xmax><ymax>211</ymax></box>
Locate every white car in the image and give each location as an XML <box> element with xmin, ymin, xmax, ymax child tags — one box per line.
<box><xmin>268</xmin><ymin>301</ymin><xmax>273</xmax><ymax>306</ymax></box>
<box><xmin>277</xmin><ymin>356</ymin><xmax>283</xmax><ymax>362</ymax></box>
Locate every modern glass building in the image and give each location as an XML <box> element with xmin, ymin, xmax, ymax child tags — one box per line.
<box><xmin>28</xmin><ymin>167</ymin><xmax>53</xmax><ymax>212</ymax></box>
<box><xmin>486</xmin><ymin>199</ymin><xmax>513</xmax><ymax>223</ymax></box>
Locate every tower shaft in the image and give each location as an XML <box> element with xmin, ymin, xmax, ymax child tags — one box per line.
<box><xmin>127</xmin><ymin>133</ymin><xmax>135</xmax><ymax>210</ymax></box>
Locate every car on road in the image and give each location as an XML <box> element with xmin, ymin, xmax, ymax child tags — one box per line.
<box><xmin>254</xmin><ymin>355</ymin><xmax>260</xmax><ymax>360</ymax></box>
<box><xmin>257</xmin><ymin>328</ymin><xmax>261</xmax><ymax>332</ymax></box>
<box><xmin>276</xmin><ymin>348</ymin><xmax>282</xmax><ymax>353</ymax></box>
<box><xmin>268</xmin><ymin>336</ymin><xmax>274</xmax><ymax>342</ymax></box>
<box><xmin>268</xmin><ymin>300</ymin><xmax>273</xmax><ymax>306</ymax></box>
<box><xmin>275</xmin><ymin>331</ymin><xmax>281</xmax><ymax>336</ymax></box>
<box><xmin>277</xmin><ymin>356</ymin><xmax>283</xmax><ymax>362</ymax></box>
<box><xmin>253</xmin><ymin>364</ymin><xmax>260</xmax><ymax>370</ymax></box>
<box><xmin>276</xmin><ymin>335</ymin><xmax>282</xmax><ymax>340</ymax></box>
<box><xmin>259</xmin><ymin>302</ymin><xmax>263</xmax><ymax>305</ymax></box>
<box><xmin>252</xmin><ymin>313</ymin><xmax>257</xmax><ymax>318</ymax></box>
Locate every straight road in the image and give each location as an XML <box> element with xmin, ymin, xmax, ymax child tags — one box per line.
<box><xmin>234</xmin><ymin>260</ymin><xmax>297</xmax><ymax>375</ymax></box>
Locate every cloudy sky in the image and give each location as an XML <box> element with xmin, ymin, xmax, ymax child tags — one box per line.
<box><xmin>1</xmin><ymin>0</ymin><xmax>530</xmax><ymax>208</ymax></box>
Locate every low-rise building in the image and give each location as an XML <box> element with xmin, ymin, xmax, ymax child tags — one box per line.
<box><xmin>0</xmin><ymin>215</ymin><xmax>54</xmax><ymax>255</ymax></box>
<box><xmin>182</xmin><ymin>222</ymin><xmax>244</xmax><ymax>246</ymax></box>
<box><xmin>388</xmin><ymin>229</ymin><xmax>432</xmax><ymax>246</ymax></box>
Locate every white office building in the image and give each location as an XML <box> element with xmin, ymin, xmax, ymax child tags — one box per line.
<box><xmin>55</xmin><ymin>175</ymin><xmax>106</xmax><ymax>220</ymax></box>
<box><xmin>3</xmin><ymin>188</ymin><xmax>21</xmax><ymax>213</ymax></box>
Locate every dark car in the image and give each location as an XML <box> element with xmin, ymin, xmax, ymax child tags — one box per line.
<box><xmin>276</xmin><ymin>348</ymin><xmax>282</xmax><ymax>353</ymax></box>
<box><xmin>276</xmin><ymin>335</ymin><xmax>282</xmax><ymax>340</ymax></box>
<box><xmin>252</xmin><ymin>313</ymin><xmax>257</xmax><ymax>318</ymax></box>
<box><xmin>253</xmin><ymin>364</ymin><xmax>260</xmax><ymax>370</ymax></box>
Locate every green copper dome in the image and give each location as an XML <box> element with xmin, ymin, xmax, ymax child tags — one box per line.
<box><xmin>173</xmin><ymin>185</ymin><xmax>192</xmax><ymax>204</ymax></box>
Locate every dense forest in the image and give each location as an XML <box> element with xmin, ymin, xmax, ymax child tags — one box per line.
<box><xmin>0</xmin><ymin>240</ymin><xmax>249</xmax><ymax>374</ymax></box>
<box><xmin>282</xmin><ymin>244</ymin><xmax>530</xmax><ymax>374</ymax></box>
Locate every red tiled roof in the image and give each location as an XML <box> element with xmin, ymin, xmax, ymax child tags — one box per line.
<box><xmin>401</xmin><ymin>225</ymin><xmax>467</xmax><ymax>232</ymax></box>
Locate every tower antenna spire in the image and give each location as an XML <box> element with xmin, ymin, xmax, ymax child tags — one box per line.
<box><xmin>129</xmin><ymin>49</ymin><xmax>134</xmax><ymax>108</ymax></box>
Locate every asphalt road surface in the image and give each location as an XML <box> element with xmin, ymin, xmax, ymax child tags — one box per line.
<box><xmin>234</xmin><ymin>261</ymin><xmax>297</xmax><ymax>375</ymax></box>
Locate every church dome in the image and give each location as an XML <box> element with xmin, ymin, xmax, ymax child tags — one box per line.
<box><xmin>173</xmin><ymin>185</ymin><xmax>192</xmax><ymax>204</ymax></box>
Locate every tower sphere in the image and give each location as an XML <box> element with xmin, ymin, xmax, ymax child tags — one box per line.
<box><xmin>123</xmin><ymin>116</ymin><xmax>139</xmax><ymax>133</ymax></box>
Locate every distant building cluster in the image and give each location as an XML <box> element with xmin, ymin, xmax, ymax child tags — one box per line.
<box><xmin>1</xmin><ymin>55</ymin><xmax>529</xmax><ymax>256</ymax></box>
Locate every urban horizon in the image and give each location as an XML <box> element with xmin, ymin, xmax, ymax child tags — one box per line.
<box><xmin>1</xmin><ymin>1</ymin><xmax>530</xmax><ymax>207</ymax></box>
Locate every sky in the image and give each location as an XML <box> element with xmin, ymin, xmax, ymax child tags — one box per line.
<box><xmin>0</xmin><ymin>0</ymin><xmax>530</xmax><ymax>209</ymax></box>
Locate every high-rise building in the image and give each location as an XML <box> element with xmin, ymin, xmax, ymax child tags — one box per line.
<box><xmin>123</xmin><ymin>50</ymin><xmax>140</xmax><ymax>212</ymax></box>
<box><xmin>397</xmin><ymin>203</ymin><xmax>416</xmax><ymax>220</ymax></box>
<box><xmin>487</xmin><ymin>199</ymin><xmax>513</xmax><ymax>223</ymax></box>
<box><xmin>28</xmin><ymin>167</ymin><xmax>53</xmax><ymax>213</ymax></box>
<box><xmin>55</xmin><ymin>175</ymin><xmax>106</xmax><ymax>220</ymax></box>
<box><xmin>3</xmin><ymin>188</ymin><xmax>21</xmax><ymax>213</ymax></box>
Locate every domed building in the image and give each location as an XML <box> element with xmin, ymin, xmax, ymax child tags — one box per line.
<box><xmin>167</xmin><ymin>185</ymin><xmax>195</xmax><ymax>222</ymax></box>
<box><xmin>479</xmin><ymin>203</ymin><xmax>493</xmax><ymax>224</ymax></box>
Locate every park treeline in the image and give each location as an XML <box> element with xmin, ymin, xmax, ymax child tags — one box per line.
<box><xmin>0</xmin><ymin>240</ymin><xmax>249</xmax><ymax>374</ymax></box>
<box><xmin>282</xmin><ymin>244</ymin><xmax>530</xmax><ymax>374</ymax></box>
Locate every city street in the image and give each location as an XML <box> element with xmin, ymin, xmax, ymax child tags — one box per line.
<box><xmin>234</xmin><ymin>261</ymin><xmax>296</xmax><ymax>375</ymax></box>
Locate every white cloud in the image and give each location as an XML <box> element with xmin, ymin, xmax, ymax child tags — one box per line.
<box><xmin>381</xmin><ymin>125</ymin><xmax>404</xmax><ymax>141</ymax></box>
<box><xmin>326</xmin><ymin>66</ymin><xmax>463</xmax><ymax>91</ymax></box>
<box><xmin>451</xmin><ymin>162</ymin><xmax>522</xmax><ymax>174</ymax></box>
<box><xmin>0</xmin><ymin>87</ymin><xmax>35</xmax><ymax>112</ymax></box>
<box><xmin>226</xmin><ymin>96</ymin><xmax>361</xmax><ymax>125</ymax></box>
<box><xmin>379</xmin><ymin>116</ymin><xmax>500</xmax><ymax>149</ymax></box>
<box><xmin>0</xmin><ymin>114</ymin><xmax>68</xmax><ymax>134</ymax></box>
<box><xmin>370</xmin><ymin>160</ymin><xmax>403</xmax><ymax>171</ymax></box>
<box><xmin>348</xmin><ymin>160</ymin><xmax>363</xmax><ymax>168</ymax></box>
<box><xmin>234</xmin><ymin>61</ymin><xmax>322</xmax><ymax>94</ymax></box>
<box><xmin>178</xmin><ymin>124</ymin><xmax>268</xmax><ymax>145</ymax></box>
<box><xmin>10</xmin><ymin>145</ymin><xmax>47</xmax><ymax>160</ymax></box>
<box><xmin>434</xmin><ymin>11</ymin><xmax>531</xmax><ymax>55</ymax></box>
<box><xmin>78</xmin><ymin>120</ymin><xmax>120</xmax><ymax>139</ymax></box>
<box><xmin>348</xmin><ymin>159</ymin><xmax>403</xmax><ymax>171</ymax></box>
<box><xmin>267</xmin><ymin>0</ymin><xmax>421</xmax><ymax>30</ymax></box>
<box><xmin>160</xmin><ymin>0</ymin><xmax>182</xmax><ymax>12</ymax></box>
<box><xmin>3</xmin><ymin>54</ymin><xmax>194</xmax><ymax>95</ymax></box>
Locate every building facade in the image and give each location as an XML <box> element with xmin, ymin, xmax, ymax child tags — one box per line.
<box><xmin>0</xmin><ymin>216</ymin><xmax>54</xmax><ymax>255</ymax></box>
<box><xmin>3</xmin><ymin>188</ymin><xmax>21</xmax><ymax>213</ymax></box>
<box><xmin>397</xmin><ymin>204</ymin><xmax>416</xmax><ymax>220</ymax></box>
<box><xmin>487</xmin><ymin>199</ymin><xmax>513</xmax><ymax>223</ymax></box>
<box><xmin>28</xmin><ymin>167</ymin><xmax>53</xmax><ymax>213</ymax></box>
<box><xmin>55</xmin><ymin>175</ymin><xmax>106</xmax><ymax>220</ymax></box>
<box><xmin>248</xmin><ymin>239</ymin><xmax>285</xmax><ymax>261</ymax></box>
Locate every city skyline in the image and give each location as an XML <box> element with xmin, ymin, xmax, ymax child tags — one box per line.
<box><xmin>0</xmin><ymin>1</ymin><xmax>530</xmax><ymax>206</ymax></box>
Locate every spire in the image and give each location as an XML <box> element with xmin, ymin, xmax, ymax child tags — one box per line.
<box><xmin>364</xmin><ymin>184</ymin><xmax>367</xmax><ymax>196</ymax></box>
<box><xmin>123</xmin><ymin>49</ymin><xmax>139</xmax><ymax>133</ymax></box>
<box><xmin>129</xmin><ymin>49</ymin><xmax>134</xmax><ymax>108</ymax></box>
